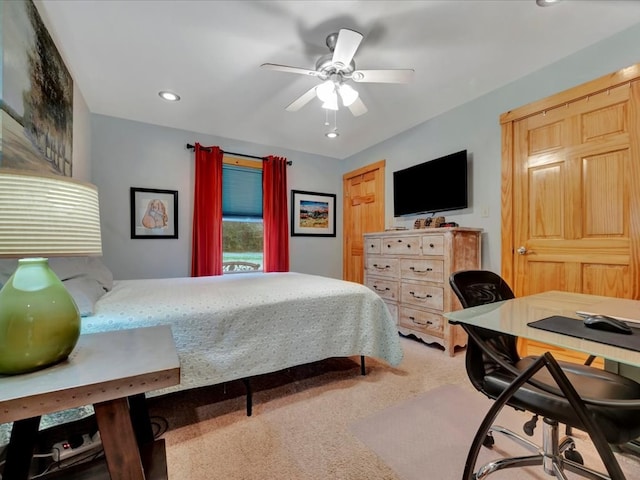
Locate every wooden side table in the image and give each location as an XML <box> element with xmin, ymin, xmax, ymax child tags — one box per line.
<box><xmin>0</xmin><ymin>325</ymin><xmax>180</xmax><ymax>480</ymax></box>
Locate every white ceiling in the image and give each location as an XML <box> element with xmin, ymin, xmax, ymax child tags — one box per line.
<box><xmin>37</xmin><ymin>0</ymin><xmax>640</xmax><ymax>160</ymax></box>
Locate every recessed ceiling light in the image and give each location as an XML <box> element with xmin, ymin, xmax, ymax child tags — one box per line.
<box><xmin>325</xmin><ymin>131</ymin><xmax>339</xmax><ymax>139</ymax></box>
<box><xmin>536</xmin><ymin>0</ymin><xmax>561</xmax><ymax>6</ymax></box>
<box><xmin>159</xmin><ymin>91</ymin><xmax>180</xmax><ymax>101</ymax></box>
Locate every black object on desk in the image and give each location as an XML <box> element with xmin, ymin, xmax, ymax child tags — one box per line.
<box><xmin>528</xmin><ymin>315</ymin><xmax>640</xmax><ymax>352</ymax></box>
<box><xmin>583</xmin><ymin>314</ymin><xmax>633</xmax><ymax>334</ymax></box>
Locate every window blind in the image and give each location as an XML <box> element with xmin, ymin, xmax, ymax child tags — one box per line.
<box><xmin>222</xmin><ymin>164</ymin><xmax>263</xmax><ymax>218</ymax></box>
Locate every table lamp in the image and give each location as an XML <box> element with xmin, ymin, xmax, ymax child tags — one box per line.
<box><xmin>0</xmin><ymin>170</ymin><xmax>102</xmax><ymax>375</ymax></box>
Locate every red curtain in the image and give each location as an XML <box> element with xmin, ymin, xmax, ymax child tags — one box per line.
<box><xmin>191</xmin><ymin>143</ymin><xmax>223</xmax><ymax>276</ymax></box>
<box><xmin>263</xmin><ymin>156</ymin><xmax>290</xmax><ymax>272</ymax></box>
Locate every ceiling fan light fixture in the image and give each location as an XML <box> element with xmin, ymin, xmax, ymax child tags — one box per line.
<box><xmin>316</xmin><ymin>81</ymin><xmax>336</xmax><ymax>103</ymax></box>
<box><xmin>322</xmin><ymin>94</ymin><xmax>339</xmax><ymax>111</ymax></box>
<box><xmin>325</xmin><ymin>131</ymin><xmax>339</xmax><ymax>139</ymax></box>
<box><xmin>536</xmin><ymin>0</ymin><xmax>561</xmax><ymax>6</ymax></box>
<box><xmin>338</xmin><ymin>84</ymin><xmax>358</xmax><ymax>107</ymax></box>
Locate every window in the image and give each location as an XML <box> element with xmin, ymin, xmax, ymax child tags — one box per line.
<box><xmin>222</xmin><ymin>159</ymin><xmax>263</xmax><ymax>272</ymax></box>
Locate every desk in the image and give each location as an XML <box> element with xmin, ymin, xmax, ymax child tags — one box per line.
<box><xmin>0</xmin><ymin>325</ymin><xmax>180</xmax><ymax>480</ymax></box>
<box><xmin>444</xmin><ymin>290</ymin><xmax>640</xmax><ymax>368</ymax></box>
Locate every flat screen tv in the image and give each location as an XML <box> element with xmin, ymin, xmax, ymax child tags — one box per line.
<box><xmin>393</xmin><ymin>150</ymin><xmax>468</xmax><ymax>217</ymax></box>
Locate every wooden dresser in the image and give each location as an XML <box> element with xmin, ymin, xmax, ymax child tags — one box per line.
<box><xmin>363</xmin><ymin>227</ymin><xmax>482</xmax><ymax>355</ymax></box>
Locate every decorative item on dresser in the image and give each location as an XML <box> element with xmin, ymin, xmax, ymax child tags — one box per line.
<box><xmin>364</xmin><ymin>227</ymin><xmax>482</xmax><ymax>355</ymax></box>
<box><xmin>412</xmin><ymin>216</ymin><xmax>447</xmax><ymax>229</ymax></box>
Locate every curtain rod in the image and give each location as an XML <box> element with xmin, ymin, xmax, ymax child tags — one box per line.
<box><xmin>186</xmin><ymin>144</ymin><xmax>292</xmax><ymax>165</ymax></box>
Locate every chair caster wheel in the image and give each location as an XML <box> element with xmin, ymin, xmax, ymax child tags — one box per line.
<box><xmin>565</xmin><ymin>448</ymin><xmax>584</xmax><ymax>465</ymax></box>
<box><xmin>483</xmin><ymin>434</ymin><xmax>495</xmax><ymax>449</ymax></box>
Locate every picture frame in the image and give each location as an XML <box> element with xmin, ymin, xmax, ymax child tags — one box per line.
<box><xmin>291</xmin><ymin>190</ymin><xmax>336</xmax><ymax>237</ymax></box>
<box><xmin>130</xmin><ymin>187</ymin><xmax>178</xmax><ymax>239</ymax></box>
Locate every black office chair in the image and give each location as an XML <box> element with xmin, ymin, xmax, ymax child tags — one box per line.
<box><xmin>449</xmin><ymin>270</ymin><xmax>640</xmax><ymax>480</ymax></box>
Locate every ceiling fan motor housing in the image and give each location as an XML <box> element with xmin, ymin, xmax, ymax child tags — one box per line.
<box><xmin>315</xmin><ymin>53</ymin><xmax>356</xmax><ymax>78</ymax></box>
<box><xmin>325</xmin><ymin>32</ymin><xmax>339</xmax><ymax>51</ymax></box>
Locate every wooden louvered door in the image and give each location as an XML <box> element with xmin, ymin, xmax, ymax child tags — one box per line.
<box><xmin>501</xmin><ymin>64</ymin><xmax>640</xmax><ymax>365</ymax></box>
<box><xmin>343</xmin><ymin>160</ymin><xmax>385</xmax><ymax>283</ymax></box>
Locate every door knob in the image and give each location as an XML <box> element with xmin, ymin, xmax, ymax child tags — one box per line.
<box><xmin>517</xmin><ymin>246</ymin><xmax>528</xmax><ymax>255</ymax></box>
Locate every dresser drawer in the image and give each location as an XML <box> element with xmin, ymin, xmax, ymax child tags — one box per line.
<box><xmin>365</xmin><ymin>277</ymin><xmax>398</xmax><ymax>301</ymax></box>
<box><xmin>400</xmin><ymin>259</ymin><xmax>444</xmax><ymax>283</ymax></box>
<box><xmin>399</xmin><ymin>307</ymin><xmax>444</xmax><ymax>336</ymax></box>
<box><xmin>421</xmin><ymin>235</ymin><xmax>444</xmax><ymax>256</ymax></box>
<box><xmin>365</xmin><ymin>238</ymin><xmax>381</xmax><ymax>254</ymax></box>
<box><xmin>401</xmin><ymin>283</ymin><xmax>444</xmax><ymax>310</ymax></box>
<box><xmin>366</xmin><ymin>256</ymin><xmax>400</xmax><ymax>278</ymax></box>
<box><xmin>383</xmin><ymin>236</ymin><xmax>420</xmax><ymax>255</ymax></box>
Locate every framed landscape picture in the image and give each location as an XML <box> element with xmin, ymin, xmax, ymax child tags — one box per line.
<box><xmin>291</xmin><ymin>190</ymin><xmax>336</xmax><ymax>237</ymax></box>
<box><xmin>130</xmin><ymin>187</ymin><xmax>178</xmax><ymax>239</ymax></box>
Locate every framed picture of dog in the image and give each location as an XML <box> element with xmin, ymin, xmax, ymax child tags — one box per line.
<box><xmin>130</xmin><ymin>187</ymin><xmax>178</xmax><ymax>239</ymax></box>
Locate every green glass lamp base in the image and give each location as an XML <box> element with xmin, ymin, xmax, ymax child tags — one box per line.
<box><xmin>0</xmin><ymin>258</ymin><xmax>81</xmax><ymax>375</ymax></box>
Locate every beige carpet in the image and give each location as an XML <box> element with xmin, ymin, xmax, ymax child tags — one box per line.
<box><xmin>351</xmin><ymin>384</ymin><xmax>640</xmax><ymax>480</ymax></box>
<box><xmin>147</xmin><ymin>337</ymin><xmax>640</xmax><ymax>479</ymax></box>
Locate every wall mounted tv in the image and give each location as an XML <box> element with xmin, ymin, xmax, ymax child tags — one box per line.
<box><xmin>393</xmin><ymin>150</ymin><xmax>468</xmax><ymax>217</ymax></box>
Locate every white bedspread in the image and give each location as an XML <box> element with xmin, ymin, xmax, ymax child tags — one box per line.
<box><xmin>82</xmin><ymin>272</ymin><xmax>403</xmax><ymax>396</ymax></box>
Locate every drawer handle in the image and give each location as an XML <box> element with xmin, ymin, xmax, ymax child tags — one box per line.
<box><xmin>370</xmin><ymin>244</ymin><xmax>375</xmax><ymax>248</ymax></box>
<box><xmin>397</xmin><ymin>239</ymin><xmax>403</xmax><ymax>243</ymax></box>
<box><xmin>373</xmin><ymin>285</ymin><xmax>390</xmax><ymax>292</ymax></box>
<box><xmin>372</xmin><ymin>264</ymin><xmax>391</xmax><ymax>270</ymax></box>
<box><xmin>408</xmin><ymin>316</ymin><xmax>433</xmax><ymax>326</ymax></box>
<box><xmin>409</xmin><ymin>267</ymin><xmax>433</xmax><ymax>273</ymax></box>
<box><xmin>409</xmin><ymin>291</ymin><xmax>432</xmax><ymax>300</ymax></box>
<box><xmin>428</xmin><ymin>243</ymin><xmax>435</xmax><ymax>248</ymax></box>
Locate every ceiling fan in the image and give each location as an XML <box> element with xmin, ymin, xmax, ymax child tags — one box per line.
<box><xmin>261</xmin><ymin>28</ymin><xmax>414</xmax><ymax>117</ymax></box>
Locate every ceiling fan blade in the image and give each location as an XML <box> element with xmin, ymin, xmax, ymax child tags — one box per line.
<box><xmin>261</xmin><ymin>63</ymin><xmax>320</xmax><ymax>77</ymax></box>
<box><xmin>285</xmin><ymin>86</ymin><xmax>318</xmax><ymax>112</ymax></box>
<box><xmin>332</xmin><ymin>29</ymin><xmax>363</xmax><ymax>69</ymax></box>
<box><xmin>348</xmin><ymin>97</ymin><xmax>368</xmax><ymax>117</ymax></box>
<box><xmin>351</xmin><ymin>69</ymin><xmax>415</xmax><ymax>84</ymax></box>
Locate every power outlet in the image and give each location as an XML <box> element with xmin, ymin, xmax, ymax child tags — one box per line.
<box><xmin>51</xmin><ymin>432</ymin><xmax>101</xmax><ymax>463</ymax></box>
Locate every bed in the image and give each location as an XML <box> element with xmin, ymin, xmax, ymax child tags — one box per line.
<box><xmin>0</xmin><ymin>260</ymin><xmax>402</xmax><ymax>445</ymax></box>
<box><xmin>82</xmin><ymin>271</ymin><xmax>403</xmax><ymax>400</ymax></box>
<box><xmin>0</xmin><ymin>258</ymin><xmax>403</xmax><ymax>395</ymax></box>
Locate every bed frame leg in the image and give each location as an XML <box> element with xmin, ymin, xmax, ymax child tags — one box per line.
<box><xmin>242</xmin><ymin>378</ymin><xmax>253</xmax><ymax>416</ymax></box>
<box><xmin>242</xmin><ymin>358</ymin><xmax>364</xmax><ymax>417</ymax></box>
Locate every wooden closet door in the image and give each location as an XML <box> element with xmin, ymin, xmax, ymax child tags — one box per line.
<box><xmin>502</xmin><ymin>66</ymin><xmax>640</xmax><ymax>364</ymax></box>
<box><xmin>343</xmin><ymin>160</ymin><xmax>385</xmax><ymax>283</ymax></box>
<box><xmin>514</xmin><ymin>82</ymin><xmax>640</xmax><ymax>297</ymax></box>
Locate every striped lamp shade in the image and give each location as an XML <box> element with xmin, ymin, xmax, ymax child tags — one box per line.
<box><xmin>0</xmin><ymin>170</ymin><xmax>102</xmax><ymax>257</ymax></box>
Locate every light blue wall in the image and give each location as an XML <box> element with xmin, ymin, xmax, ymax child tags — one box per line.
<box><xmin>91</xmin><ymin>114</ymin><xmax>342</xmax><ymax>280</ymax></box>
<box><xmin>343</xmin><ymin>23</ymin><xmax>640</xmax><ymax>272</ymax></box>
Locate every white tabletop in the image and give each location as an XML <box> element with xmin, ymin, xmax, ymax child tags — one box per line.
<box><xmin>0</xmin><ymin>325</ymin><xmax>180</xmax><ymax>423</ymax></box>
